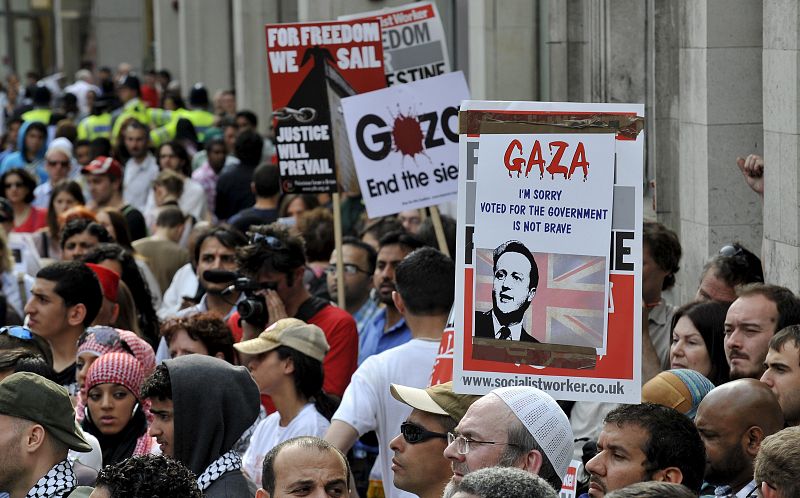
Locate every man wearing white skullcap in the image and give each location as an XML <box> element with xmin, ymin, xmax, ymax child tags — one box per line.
<box><xmin>442</xmin><ymin>386</ymin><xmax>573</xmax><ymax>496</ymax></box>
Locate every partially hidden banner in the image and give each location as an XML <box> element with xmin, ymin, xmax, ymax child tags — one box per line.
<box><xmin>341</xmin><ymin>1</ymin><xmax>451</xmax><ymax>86</ymax></box>
<box><xmin>341</xmin><ymin>71</ymin><xmax>468</xmax><ymax>218</ymax></box>
<box><xmin>453</xmin><ymin>101</ymin><xmax>644</xmax><ymax>404</ymax></box>
<box><xmin>265</xmin><ymin>20</ymin><xmax>386</xmax><ymax>193</ymax></box>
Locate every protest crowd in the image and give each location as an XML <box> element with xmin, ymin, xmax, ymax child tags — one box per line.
<box><xmin>0</xmin><ymin>15</ymin><xmax>798</xmax><ymax>498</ymax></box>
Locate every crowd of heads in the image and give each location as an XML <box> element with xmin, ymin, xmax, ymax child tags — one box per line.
<box><xmin>0</xmin><ymin>65</ymin><xmax>799</xmax><ymax>498</ymax></box>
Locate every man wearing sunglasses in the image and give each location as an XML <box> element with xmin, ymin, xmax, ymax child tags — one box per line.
<box><xmin>33</xmin><ymin>138</ymin><xmax>78</xmax><ymax>209</ymax></box>
<box><xmin>389</xmin><ymin>382</ymin><xmax>480</xmax><ymax>498</ymax></box>
<box><xmin>443</xmin><ymin>386</ymin><xmax>573</xmax><ymax>495</ymax></box>
<box><xmin>325</xmin><ymin>247</ymin><xmax>454</xmax><ymax>498</ymax></box>
<box><xmin>696</xmin><ymin>243</ymin><xmax>764</xmax><ymax>304</ymax></box>
<box><xmin>23</xmin><ymin>261</ymin><xmax>103</xmax><ymax>393</ymax></box>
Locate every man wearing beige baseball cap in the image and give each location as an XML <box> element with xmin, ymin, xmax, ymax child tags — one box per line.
<box><xmin>389</xmin><ymin>382</ymin><xmax>481</xmax><ymax>498</ymax></box>
<box><xmin>0</xmin><ymin>372</ymin><xmax>93</xmax><ymax>498</ymax></box>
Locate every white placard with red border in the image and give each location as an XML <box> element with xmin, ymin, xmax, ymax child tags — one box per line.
<box><xmin>341</xmin><ymin>71</ymin><xmax>468</xmax><ymax>217</ymax></box>
<box><xmin>453</xmin><ymin>100</ymin><xmax>644</xmax><ymax>404</ymax></box>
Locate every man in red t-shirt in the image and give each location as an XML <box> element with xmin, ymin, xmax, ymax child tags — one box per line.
<box><xmin>230</xmin><ymin>222</ymin><xmax>358</xmax><ymax>397</ymax></box>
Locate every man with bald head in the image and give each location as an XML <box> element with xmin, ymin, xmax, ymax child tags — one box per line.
<box><xmin>694</xmin><ymin>379</ymin><xmax>784</xmax><ymax>497</ymax></box>
<box><xmin>257</xmin><ymin>436</ymin><xmax>350</xmax><ymax>498</ymax></box>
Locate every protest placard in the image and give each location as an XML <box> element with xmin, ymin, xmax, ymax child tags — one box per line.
<box><xmin>264</xmin><ymin>19</ymin><xmax>386</xmax><ymax>193</ymax></box>
<box><xmin>453</xmin><ymin>101</ymin><xmax>645</xmax><ymax>404</ymax></box>
<box><xmin>341</xmin><ymin>71</ymin><xmax>468</xmax><ymax>218</ymax></box>
<box><xmin>341</xmin><ymin>2</ymin><xmax>451</xmax><ymax>86</ymax></box>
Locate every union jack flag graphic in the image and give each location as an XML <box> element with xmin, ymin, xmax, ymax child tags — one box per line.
<box><xmin>475</xmin><ymin>249</ymin><xmax>608</xmax><ymax>348</ymax></box>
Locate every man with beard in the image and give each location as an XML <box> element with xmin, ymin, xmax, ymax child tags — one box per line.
<box><xmin>584</xmin><ymin>403</ymin><xmax>705</xmax><ymax>497</ymax></box>
<box><xmin>724</xmin><ymin>284</ymin><xmax>800</xmax><ymax>380</ymax></box>
<box><xmin>474</xmin><ymin>240</ymin><xmax>539</xmax><ymax>342</ymax></box>
<box><xmin>357</xmin><ymin>231</ymin><xmax>424</xmax><ymax>364</ymax></box>
<box><xmin>694</xmin><ymin>379</ymin><xmax>784</xmax><ymax>498</ymax></box>
<box><xmin>154</xmin><ymin>227</ymin><xmax>247</xmax><ymax>362</ymax></box>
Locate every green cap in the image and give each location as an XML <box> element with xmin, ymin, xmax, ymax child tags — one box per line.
<box><xmin>0</xmin><ymin>372</ymin><xmax>91</xmax><ymax>452</ymax></box>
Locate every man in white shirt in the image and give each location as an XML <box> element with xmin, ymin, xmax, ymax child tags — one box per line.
<box><xmin>121</xmin><ymin>120</ymin><xmax>158</xmax><ymax>213</ymax></box>
<box><xmin>324</xmin><ymin>247</ymin><xmax>455</xmax><ymax>498</ymax></box>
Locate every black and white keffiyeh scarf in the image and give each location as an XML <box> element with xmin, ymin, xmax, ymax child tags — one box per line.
<box><xmin>196</xmin><ymin>449</ymin><xmax>242</xmax><ymax>491</ymax></box>
<box><xmin>25</xmin><ymin>460</ymin><xmax>76</xmax><ymax>498</ymax></box>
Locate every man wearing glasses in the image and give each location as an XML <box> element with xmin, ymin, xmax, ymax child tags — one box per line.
<box><xmin>388</xmin><ymin>382</ymin><xmax>480</xmax><ymax>498</ymax></box>
<box><xmin>443</xmin><ymin>386</ymin><xmax>574</xmax><ymax>495</ymax></box>
<box><xmin>325</xmin><ymin>237</ymin><xmax>379</xmax><ymax>337</ymax></box>
<box><xmin>33</xmin><ymin>138</ymin><xmax>79</xmax><ymax>209</ymax></box>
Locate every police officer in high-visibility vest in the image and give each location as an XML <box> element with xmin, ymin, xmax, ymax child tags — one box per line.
<box><xmin>77</xmin><ymin>95</ymin><xmax>114</xmax><ymax>141</ymax></box>
<box><xmin>110</xmin><ymin>75</ymin><xmax>151</xmax><ymax>139</ymax></box>
<box><xmin>150</xmin><ymin>83</ymin><xmax>216</xmax><ymax>147</ymax></box>
<box><xmin>20</xmin><ymin>85</ymin><xmax>53</xmax><ymax>125</ymax></box>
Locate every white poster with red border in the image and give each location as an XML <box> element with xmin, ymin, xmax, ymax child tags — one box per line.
<box><xmin>453</xmin><ymin>100</ymin><xmax>644</xmax><ymax>404</ymax></box>
<box><xmin>340</xmin><ymin>71</ymin><xmax>468</xmax><ymax>218</ymax></box>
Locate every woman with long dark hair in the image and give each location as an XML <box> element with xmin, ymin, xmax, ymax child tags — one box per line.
<box><xmin>144</xmin><ymin>141</ymin><xmax>209</xmax><ymax>224</ymax></box>
<box><xmin>36</xmin><ymin>180</ymin><xmax>85</xmax><ymax>259</ymax></box>
<box><xmin>669</xmin><ymin>300</ymin><xmax>731</xmax><ymax>386</ymax></box>
<box><xmin>2</xmin><ymin>168</ymin><xmax>46</xmax><ymax>232</ymax></box>
<box><xmin>235</xmin><ymin>318</ymin><xmax>338</xmax><ymax>485</ymax></box>
<box><xmin>83</xmin><ymin>243</ymin><xmax>161</xmax><ymax>348</ymax></box>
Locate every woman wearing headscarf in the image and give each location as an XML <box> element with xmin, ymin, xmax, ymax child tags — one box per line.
<box><xmin>642</xmin><ymin>368</ymin><xmax>716</xmax><ymax>420</ymax></box>
<box><xmin>75</xmin><ymin>326</ymin><xmax>156</xmax><ymax>423</ymax></box>
<box><xmin>82</xmin><ymin>352</ymin><xmax>156</xmax><ymax>466</ymax></box>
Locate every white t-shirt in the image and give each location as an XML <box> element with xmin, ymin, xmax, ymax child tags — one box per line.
<box><xmin>332</xmin><ymin>338</ymin><xmax>440</xmax><ymax>498</ymax></box>
<box><xmin>124</xmin><ymin>154</ymin><xmax>159</xmax><ymax>212</ymax></box>
<box><xmin>144</xmin><ymin>177</ymin><xmax>209</xmax><ymax>226</ymax></box>
<box><xmin>242</xmin><ymin>403</ymin><xmax>330</xmax><ymax>485</ymax></box>
<box><xmin>157</xmin><ymin>262</ymin><xmax>198</xmax><ymax>320</ymax></box>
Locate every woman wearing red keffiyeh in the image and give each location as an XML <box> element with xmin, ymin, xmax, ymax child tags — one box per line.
<box><xmin>74</xmin><ymin>326</ymin><xmax>156</xmax><ymax>424</ymax></box>
<box><xmin>81</xmin><ymin>352</ymin><xmax>156</xmax><ymax>467</ymax></box>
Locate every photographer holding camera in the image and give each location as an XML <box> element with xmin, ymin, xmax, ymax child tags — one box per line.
<box><xmin>233</xmin><ymin>222</ymin><xmax>358</xmax><ymax>397</ymax></box>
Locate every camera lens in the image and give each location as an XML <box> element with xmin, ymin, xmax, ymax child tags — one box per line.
<box><xmin>237</xmin><ymin>295</ymin><xmax>267</xmax><ymax>326</ymax></box>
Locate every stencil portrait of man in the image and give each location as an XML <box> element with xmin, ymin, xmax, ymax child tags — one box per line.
<box><xmin>474</xmin><ymin>240</ymin><xmax>539</xmax><ymax>343</ymax></box>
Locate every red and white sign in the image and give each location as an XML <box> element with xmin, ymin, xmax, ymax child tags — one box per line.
<box><xmin>453</xmin><ymin>101</ymin><xmax>644</xmax><ymax>404</ymax></box>
<box><xmin>264</xmin><ymin>19</ymin><xmax>386</xmax><ymax>193</ymax></box>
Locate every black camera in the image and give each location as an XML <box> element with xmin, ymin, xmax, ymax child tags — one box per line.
<box><xmin>203</xmin><ymin>270</ymin><xmax>277</xmax><ymax>327</ymax></box>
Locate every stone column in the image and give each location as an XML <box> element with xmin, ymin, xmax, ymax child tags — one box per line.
<box><xmin>466</xmin><ymin>0</ymin><xmax>537</xmax><ymax>100</ymax></box>
<box><xmin>762</xmin><ymin>1</ymin><xmax>800</xmax><ymax>291</ymax></box>
<box><xmin>651</xmin><ymin>0</ymin><xmax>681</xmax><ymax>231</ymax></box>
<box><xmin>677</xmin><ymin>0</ymin><xmax>763</xmax><ymax>304</ymax></box>
<box><xmin>152</xmin><ymin>0</ymin><xmax>179</xmax><ymax>73</ymax></box>
<box><xmin>92</xmin><ymin>0</ymin><xmax>146</xmax><ymax>72</ymax></box>
<box><xmin>177</xmin><ymin>0</ymin><xmax>232</xmax><ymax>94</ymax></box>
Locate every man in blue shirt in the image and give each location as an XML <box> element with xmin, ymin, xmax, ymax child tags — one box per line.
<box><xmin>358</xmin><ymin>231</ymin><xmax>424</xmax><ymax>364</ymax></box>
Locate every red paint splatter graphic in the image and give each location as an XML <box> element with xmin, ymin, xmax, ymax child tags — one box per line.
<box><xmin>391</xmin><ymin>111</ymin><xmax>429</xmax><ymax>165</ymax></box>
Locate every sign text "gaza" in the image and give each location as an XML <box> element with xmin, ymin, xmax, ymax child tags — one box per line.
<box><xmin>503</xmin><ymin>138</ymin><xmax>591</xmax><ymax>181</ymax></box>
